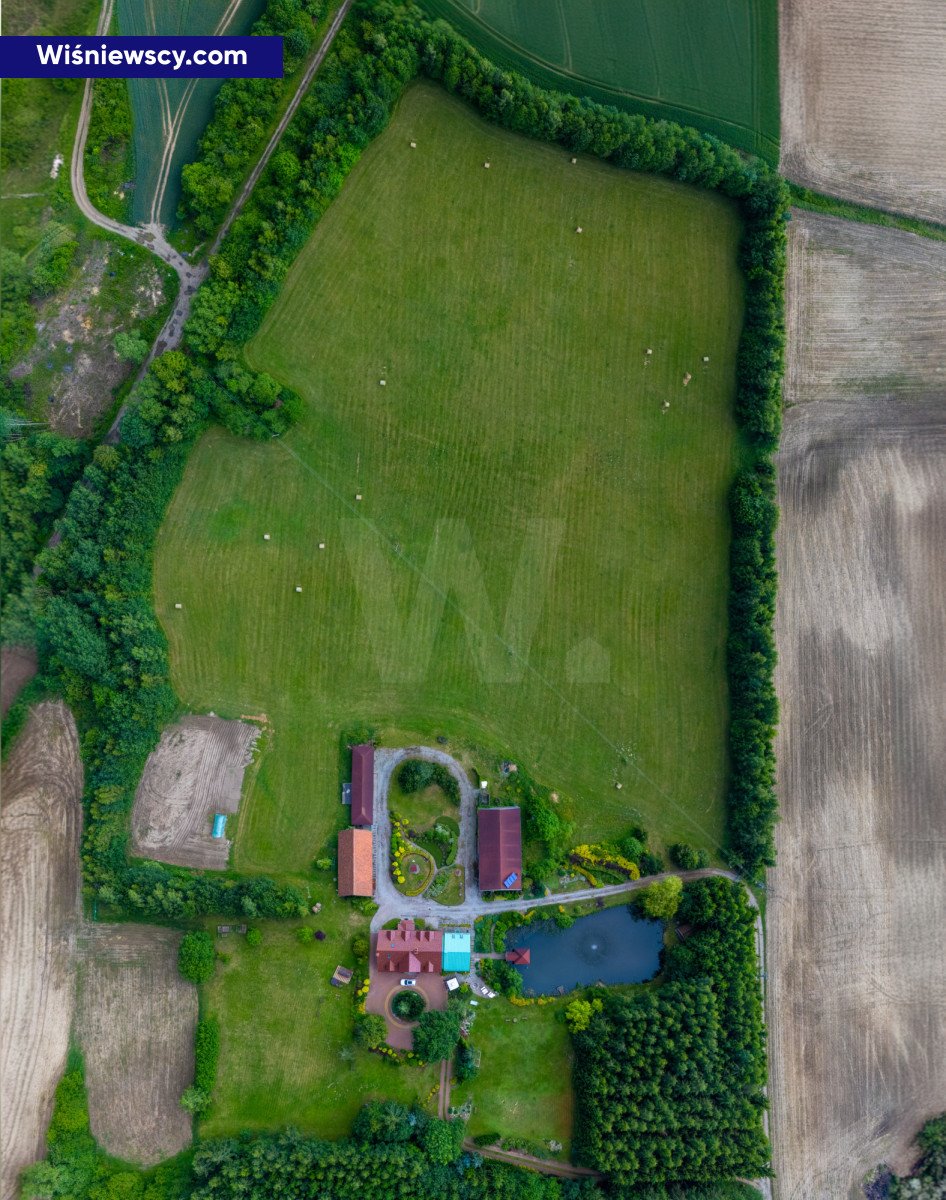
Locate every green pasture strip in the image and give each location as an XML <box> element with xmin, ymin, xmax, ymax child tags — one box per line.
<box><xmin>199</xmin><ymin>902</ymin><xmax>439</xmax><ymax>1138</ymax></box>
<box><xmin>453</xmin><ymin>997</ymin><xmax>574</xmax><ymax>1153</ymax></box>
<box><xmin>417</xmin><ymin>0</ymin><xmax>778</xmax><ymax>163</ymax></box>
<box><xmin>116</xmin><ymin>0</ymin><xmax>266</xmax><ymax>228</ymax></box>
<box><xmin>788</xmin><ymin>184</ymin><xmax>946</xmax><ymax>243</ymax></box>
<box><xmin>154</xmin><ymin>83</ymin><xmax>743</xmax><ymax>874</ymax></box>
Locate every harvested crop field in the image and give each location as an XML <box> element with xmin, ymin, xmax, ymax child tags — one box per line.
<box><xmin>0</xmin><ymin>645</ymin><xmax>37</xmax><ymax>717</ymax></box>
<box><xmin>785</xmin><ymin>213</ymin><xmax>946</xmax><ymax>405</ymax></box>
<box><xmin>75</xmin><ymin>923</ymin><xmax>197</xmax><ymax>1165</ymax></box>
<box><xmin>0</xmin><ymin>702</ymin><xmax>82</xmax><ymax>1200</ymax></box>
<box><xmin>780</xmin><ymin>0</ymin><xmax>946</xmax><ymax>221</ymax></box>
<box><xmin>769</xmin><ymin>218</ymin><xmax>946</xmax><ymax>1199</ymax></box>
<box><xmin>131</xmin><ymin>714</ymin><xmax>259</xmax><ymax>869</ymax></box>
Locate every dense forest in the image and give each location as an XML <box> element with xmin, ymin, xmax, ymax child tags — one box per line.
<box><xmin>572</xmin><ymin>879</ymin><xmax>769</xmax><ymax>1187</ymax></box>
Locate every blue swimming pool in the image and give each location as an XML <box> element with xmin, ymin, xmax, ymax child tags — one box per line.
<box><xmin>509</xmin><ymin>905</ymin><xmax>663</xmax><ymax>995</ymax></box>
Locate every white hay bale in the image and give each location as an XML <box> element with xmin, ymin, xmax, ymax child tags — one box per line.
<box><xmin>615</xmin><ymin>782</ymin><xmax>623</xmax><ymax>790</ymax></box>
<box><xmin>379</xmin><ymin>379</ymin><xmax>386</xmax><ymax>386</ymax></box>
<box><xmin>355</xmin><ymin>494</ymin><xmax>362</xmax><ymax>502</ymax></box>
<box><xmin>318</xmin><ymin>543</ymin><xmax>325</xmax><ymax>550</ymax></box>
<box><xmin>410</xmin><ymin>141</ymin><xmax>416</xmax><ymax>148</ymax></box>
<box><xmin>484</xmin><ymin>161</ymin><xmax>491</xmax><ymax>169</ymax></box>
<box><xmin>683</xmin><ymin>373</ymin><xmax>692</xmax><ymax>386</ymax></box>
<box><xmin>646</xmin><ymin>348</ymin><xmax>652</xmax><ymax>355</ymax></box>
<box><xmin>263</xmin><ymin>533</ymin><xmax>271</xmax><ymax>540</ymax></box>
<box><xmin>295</xmin><ymin>586</ymin><xmax>302</xmax><ymax>593</ymax></box>
<box><xmin>703</xmin><ymin>355</ymin><xmax>710</xmax><ymax>363</ymax></box>
<box><xmin>571</xmin><ymin>157</ymin><xmax>577</xmax><ymax>164</ymax></box>
<box><xmin>576</xmin><ymin>226</ymin><xmax>583</xmax><ymax>233</ymax></box>
<box><xmin>174</xmin><ymin>603</ymin><xmax>182</xmax><ymax>610</ymax></box>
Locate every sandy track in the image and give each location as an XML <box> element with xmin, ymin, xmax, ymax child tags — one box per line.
<box><xmin>0</xmin><ymin>646</ymin><xmax>38</xmax><ymax>717</ymax></box>
<box><xmin>75</xmin><ymin>924</ymin><xmax>197</xmax><ymax>1165</ymax></box>
<box><xmin>770</xmin><ymin>216</ymin><xmax>946</xmax><ymax>1199</ymax></box>
<box><xmin>131</xmin><ymin>715</ymin><xmax>259</xmax><ymax>869</ymax></box>
<box><xmin>0</xmin><ymin>703</ymin><xmax>82</xmax><ymax>1200</ymax></box>
<box><xmin>780</xmin><ymin>0</ymin><xmax>946</xmax><ymax>222</ymax></box>
<box><xmin>785</xmin><ymin>213</ymin><xmax>946</xmax><ymax>406</ymax></box>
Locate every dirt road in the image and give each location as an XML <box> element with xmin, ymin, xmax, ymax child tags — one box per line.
<box><xmin>0</xmin><ymin>703</ymin><xmax>82</xmax><ymax>1200</ymax></box>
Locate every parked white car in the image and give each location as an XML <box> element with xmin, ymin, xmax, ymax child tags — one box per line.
<box><xmin>399</xmin><ymin>978</ymin><xmax>416</xmax><ymax>987</ymax></box>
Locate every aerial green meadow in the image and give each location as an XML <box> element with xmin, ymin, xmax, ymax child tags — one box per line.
<box><xmin>418</xmin><ymin>0</ymin><xmax>779</xmax><ymax>161</ymax></box>
<box><xmin>153</xmin><ymin>83</ymin><xmax>744</xmax><ymax>875</ymax></box>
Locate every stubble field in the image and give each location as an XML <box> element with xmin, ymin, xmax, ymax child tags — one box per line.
<box><xmin>769</xmin><ymin>216</ymin><xmax>946</xmax><ymax>1199</ymax></box>
<box><xmin>75</xmin><ymin>923</ymin><xmax>198</xmax><ymax>1165</ymax></box>
<box><xmin>154</xmin><ymin>82</ymin><xmax>746</xmax><ymax>875</ymax></box>
<box><xmin>0</xmin><ymin>703</ymin><xmax>82</xmax><ymax>1200</ymax></box>
<box><xmin>780</xmin><ymin>0</ymin><xmax>946</xmax><ymax>222</ymax></box>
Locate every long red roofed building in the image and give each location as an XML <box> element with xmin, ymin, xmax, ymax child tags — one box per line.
<box><xmin>350</xmin><ymin>743</ymin><xmax>374</xmax><ymax>826</ymax></box>
<box><xmin>337</xmin><ymin>827</ymin><xmax>373</xmax><ymax>897</ymax></box>
<box><xmin>375</xmin><ymin>919</ymin><xmax>443</xmax><ymax>974</ymax></box>
<box><xmin>477</xmin><ymin>805</ymin><xmax>522</xmax><ymax>891</ymax></box>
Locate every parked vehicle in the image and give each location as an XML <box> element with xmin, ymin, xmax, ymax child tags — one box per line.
<box><xmin>399</xmin><ymin>978</ymin><xmax>416</xmax><ymax>987</ymax></box>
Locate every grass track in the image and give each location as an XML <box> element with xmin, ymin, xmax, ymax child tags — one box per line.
<box><xmin>418</xmin><ymin>0</ymin><xmax>779</xmax><ymax>162</ymax></box>
<box><xmin>154</xmin><ymin>83</ymin><xmax>744</xmax><ymax>874</ymax></box>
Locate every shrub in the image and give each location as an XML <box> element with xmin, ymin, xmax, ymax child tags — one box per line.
<box><xmin>180</xmin><ymin>1085</ymin><xmax>209</xmax><ymax>1114</ymax></box>
<box><xmin>391</xmin><ymin>990</ymin><xmax>426</xmax><ymax>1021</ymax></box>
<box><xmin>421</xmin><ymin>1116</ymin><xmax>465</xmax><ymax>1164</ymax></box>
<box><xmin>479</xmin><ymin>958</ymin><xmax>523</xmax><ymax>997</ymax></box>
<box><xmin>351</xmin><ymin>933</ymin><xmax>369</xmax><ymax>960</ymax></box>
<box><xmin>412</xmin><ymin>1006</ymin><xmax>463</xmax><ymax>1062</ymax></box>
<box><xmin>669</xmin><ymin>843</ymin><xmax>710</xmax><ymax>870</ymax></box>
<box><xmin>296</xmin><ymin>926</ymin><xmax>314</xmax><ymax>944</ymax></box>
<box><xmin>454</xmin><ymin>1039</ymin><xmax>478</xmax><ymax>1083</ymax></box>
<box><xmin>245</xmin><ymin>928</ymin><xmax>262</xmax><ymax>947</ymax></box>
<box><xmin>178</xmin><ymin>931</ymin><xmax>215</xmax><ymax>983</ymax></box>
<box><xmin>354</xmin><ymin>1013</ymin><xmax>387</xmax><ymax>1050</ymax></box>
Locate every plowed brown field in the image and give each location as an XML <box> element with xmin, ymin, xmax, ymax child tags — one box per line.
<box><xmin>770</xmin><ymin>215</ymin><xmax>946</xmax><ymax>1199</ymax></box>
<box><xmin>75</xmin><ymin>924</ymin><xmax>197</xmax><ymax>1165</ymax></box>
<box><xmin>0</xmin><ymin>702</ymin><xmax>82</xmax><ymax>1200</ymax></box>
<box><xmin>780</xmin><ymin>0</ymin><xmax>946</xmax><ymax>222</ymax></box>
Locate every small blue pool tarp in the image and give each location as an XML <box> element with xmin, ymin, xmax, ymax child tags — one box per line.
<box><xmin>441</xmin><ymin>930</ymin><xmax>471</xmax><ymax>973</ymax></box>
<box><xmin>211</xmin><ymin>813</ymin><xmax>227</xmax><ymax>838</ymax></box>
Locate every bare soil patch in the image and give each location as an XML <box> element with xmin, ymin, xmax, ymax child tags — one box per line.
<box><xmin>75</xmin><ymin>923</ymin><xmax>197</xmax><ymax>1166</ymax></box>
<box><xmin>780</xmin><ymin>0</ymin><xmax>946</xmax><ymax>222</ymax></box>
<box><xmin>0</xmin><ymin>645</ymin><xmax>38</xmax><ymax>717</ymax></box>
<box><xmin>0</xmin><ymin>701</ymin><xmax>82</xmax><ymax>1200</ymax></box>
<box><xmin>10</xmin><ymin>240</ymin><xmax>168</xmax><ymax>435</ymax></box>
<box><xmin>131</xmin><ymin>715</ymin><xmax>259</xmax><ymax>869</ymax></box>
<box><xmin>770</xmin><ymin>393</ymin><xmax>946</xmax><ymax>1190</ymax></box>
<box><xmin>785</xmin><ymin>213</ymin><xmax>946</xmax><ymax>406</ymax></box>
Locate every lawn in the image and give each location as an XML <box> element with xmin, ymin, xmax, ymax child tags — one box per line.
<box><xmin>418</xmin><ymin>0</ymin><xmax>779</xmax><ymax>162</ymax></box>
<box><xmin>154</xmin><ymin>81</ymin><xmax>744</xmax><ymax>875</ymax></box>
<box><xmin>199</xmin><ymin>883</ymin><xmax>439</xmax><ymax>1139</ymax></box>
<box><xmin>452</xmin><ymin>998</ymin><xmax>574</xmax><ymax>1154</ymax></box>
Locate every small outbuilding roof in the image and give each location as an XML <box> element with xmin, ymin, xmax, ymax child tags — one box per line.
<box><xmin>331</xmin><ymin>965</ymin><xmax>353</xmax><ymax>987</ymax></box>
<box><xmin>350</xmin><ymin>743</ymin><xmax>374</xmax><ymax>826</ymax></box>
<box><xmin>337</xmin><ymin>827</ymin><xmax>373</xmax><ymax>896</ymax></box>
<box><xmin>477</xmin><ymin>806</ymin><xmax>522</xmax><ymax>891</ymax></box>
<box><xmin>505</xmin><ymin>947</ymin><xmax>531</xmax><ymax>965</ymax></box>
<box><xmin>442</xmin><ymin>930</ymin><xmax>472</xmax><ymax>973</ymax></box>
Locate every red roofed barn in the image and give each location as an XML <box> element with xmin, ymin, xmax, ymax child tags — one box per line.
<box><xmin>375</xmin><ymin>919</ymin><xmax>443</xmax><ymax>974</ymax></box>
<box><xmin>337</xmin><ymin>827</ymin><xmax>373</xmax><ymax>896</ymax></box>
<box><xmin>477</xmin><ymin>806</ymin><xmax>522</xmax><ymax>891</ymax></box>
<box><xmin>350</xmin><ymin>743</ymin><xmax>374</xmax><ymax>826</ymax></box>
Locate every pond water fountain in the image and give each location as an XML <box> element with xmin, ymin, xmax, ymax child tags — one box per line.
<box><xmin>510</xmin><ymin>905</ymin><xmax>663</xmax><ymax>995</ymax></box>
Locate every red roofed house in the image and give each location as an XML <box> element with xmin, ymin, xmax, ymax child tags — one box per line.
<box><xmin>477</xmin><ymin>806</ymin><xmax>522</xmax><ymax>891</ymax></box>
<box><xmin>350</xmin><ymin>743</ymin><xmax>374</xmax><ymax>826</ymax></box>
<box><xmin>375</xmin><ymin>919</ymin><xmax>443</xmax><ymax>974</ymax></box>
<box><xmin>505</xmin><ymin>947</ymin><xmax>531</xmax><ymax>965</ymax></box>
<box><xmin>337</xmin><ymin>827</ymin><xmax>373</xmax><ymax>897</ymax></box>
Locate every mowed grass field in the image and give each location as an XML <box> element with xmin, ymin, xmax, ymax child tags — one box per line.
<box><xmin>199</xmin><ymin>883</ymin><xmax>440</xmax><ymax>1138</ymax></box>
<box><xmin>154</xmin><ymin>83</ymin><xmax>745</xmax><ymax>875</ymax></box>
<box><xmin>452</xmin><ymin>998</ymin><xmax>574</xmax><ymax>1153</ymax></box>
<box><xmin>419</xmin><ymin>0</ymin><xmax>778</xmax><ymax>161</ymax></box>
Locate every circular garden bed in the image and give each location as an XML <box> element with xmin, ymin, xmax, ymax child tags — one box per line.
<box><xmin>392</xmin><ymin>849</ymin><xmax>435</xmax><ymax>896</ymax></box>
<box><xmin>391</xmin><ymin>989</ymin><xmax>426</xmax><ymax>1022</ymax></box>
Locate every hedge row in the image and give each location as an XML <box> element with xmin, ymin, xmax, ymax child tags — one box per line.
<box><xmin>38</xmin><ymin>0</ymin><xmax>784</xmax><ymax>919</ymax></box>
